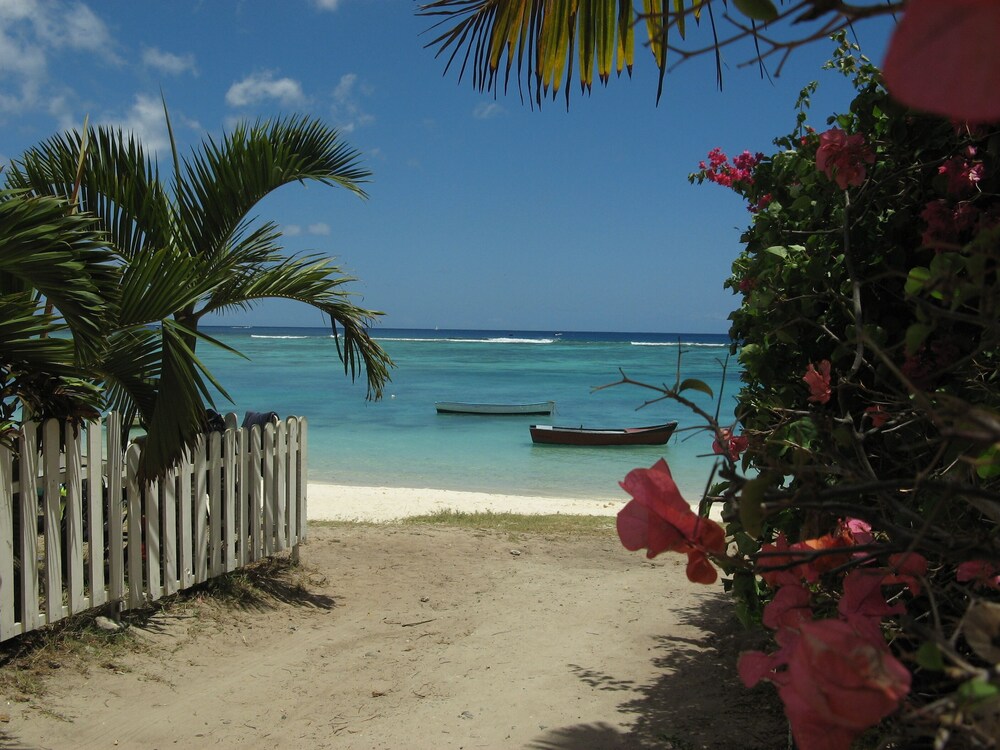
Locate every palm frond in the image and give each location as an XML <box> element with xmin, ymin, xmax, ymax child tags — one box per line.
<box><xmin>0</xmin><ymin>188</ymin><xmax>118</xmax><ymax>362</ymax></box>
<box><xmin>191</xmin><ymin>252</ymin><xmax>393</xmax><ymax>398</ymax></box>
<box><xmin>420</xmin><ymin>0</ymin><xmax>639</xmax><ymax>107</ymax></box>
<box><xmin>137</xmin><ymin>319</ymin><xmax>228</xmax><ymax>480</ymax></box>
<box><xmin>175</xmin><ymin>115</ymin><xmax>370</xmax><ymax>266</ymax></box>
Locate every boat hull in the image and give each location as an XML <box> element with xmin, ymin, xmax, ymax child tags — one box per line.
<box><xmin>436</xmin><ymin>401</ymin><xmax>555</xmax><ymax>416</ymax></box>
<box><xmin>529</xmin><ymin>421</ymin><xmax>677</xmax><ymax>446</ymax></box>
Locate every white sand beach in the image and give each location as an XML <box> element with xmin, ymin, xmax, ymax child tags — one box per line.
<box><xmin>306</xmin><ymin>482</ymin><xmax>625</xmax><ymax>522</ymax></box>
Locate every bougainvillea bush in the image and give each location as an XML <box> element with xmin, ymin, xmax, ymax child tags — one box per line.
<box><xmin>619</xmin><ymin>38</ymin><xmax>1000</xmax><ymax>749</ymax></box>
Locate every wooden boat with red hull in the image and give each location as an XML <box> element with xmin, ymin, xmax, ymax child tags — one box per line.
<box><xmin>529</xmin><ymin>421</ymin><xmax>677</xmax><ymax>446</ymax></box>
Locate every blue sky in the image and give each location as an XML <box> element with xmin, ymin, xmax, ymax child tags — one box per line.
<box><xmin>0</xmin><ymin>1</ymin><xmax>893</xmax><ymax>334</ymax></box>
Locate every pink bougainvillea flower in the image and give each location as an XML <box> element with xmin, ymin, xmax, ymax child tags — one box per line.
<box><xmin>757</xmin><ymin>533</ymin><xmax>804</xmax><ymax>589</ymax></box>
<box><xmin>780</xmin><ymin>618</ymin><xmax>912</xmax><ymax>750</ymax></box>
<box><xmin>883</xmin><ymin>0</ymin><xmax>1000</xmax><ymax>124</ymax></box>
<box><xmin>742</xmin><ymin>618</ymin><xmax>912</xmax><ymax>750</ymax></box>
<box><xmin>617</xmin><ymin>459</ymin><xmax>726</xmax><ymax>584</ymax></box>
<box><xmin>957</xmin><ymin>560</ymin><xmax>1000</xmax><ymax>590</ymax></box>
<box><xmin>920</xmin><ymin>198</ymin><xmax>960</xmax><ymax>250</ymax></box>
<box><xmin>884</xmin><ymin>552</ymin><xmax>928</xmax><ymax>596</ymax></box>
<box><xmin>712</xmin><ymin>427</ymin><xmax>749</xmax><ymax>460</ymax></box>
<box><xmin>839</xmin><ymin>569</ymin><xmax>907</xmax><ymax>624</ymax></box>
<box><xmin>749</xmin><ymin>192</ymin><xmax>773</xmax><ymax>214</ymax></box>
<box><xmin>763</xmin><ymin>583</ymin><xmax>814</xmax><ymax>630</ymax></box>
<box><xmin>758</xmin><ymin>527</ymin><xmax>856</xmax><ymax>587</ymax></box>
<box><xmin>816</xmin><ymin>128</ymin><xmax>875</xmax><ymax>190</ymax></box>
<box><xmin>803</xmin><ymin>360</ymin><xmax>832</xmax><ymax>404</ymax></box>
<box><xmin>844</xmin><ymin>518</ymin><xmax>873</xmax><ymax>546</ymax></box>
<box><xmin>939</xmin><ymin>154</ymin><xmax>984</xmax><ymax>197</ymax></box>
<box><xmin>864</xmin><ymin>405</ymin><xmax>890</xmax><ymax>428</ymax></box>
<box><xmin>698</xmin><ymin>147</ymin><xmax>763</xmax><ymax>189</ymax></box>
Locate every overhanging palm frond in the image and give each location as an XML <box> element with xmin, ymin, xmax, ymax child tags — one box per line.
<box><xmin>418</xmin><ymin>0</ymin><xmax>891</xmax><ymax>108</ymax></box>
<box><xmin>419</xmin><ymin>0</ymin><xmax>639</xmax><ymax>108</ymax></box>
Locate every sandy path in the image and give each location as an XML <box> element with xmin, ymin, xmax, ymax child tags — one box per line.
<box><xmin>2</xmin><ymin>520</ymin><xmax>781</xmax><ymax>749</ymax></box>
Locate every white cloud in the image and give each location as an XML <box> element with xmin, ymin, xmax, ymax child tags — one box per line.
<box><xmin>117</xmin><ymin>93</ymin><xmax>170</xmax><ymax>152</ymax></box>
<box><xmin>226</xmin><ymin>71</ymin><xmax>305</xmax><ymax>107</ymax></box>
<box><xmin>330</xmin><ymin>73</ymin><xmax>374</xmax><ymax>133</ymax></box>
<box><xmin>59</xmin><ymin>3</ymin><xmax>117</xmax><ymax>58</ymax></box>
<box><xmin>313</xmin><ymin>0</ymin><xmax>342</xmax><ymax>10</ymax></box>
<box><xmin>282</xmin><ymin>223</ymin><xmax>330</xmax><ymax>237</ymax></box>
<box><xmin>0</xmin><ymin>0</ymin><xmax>118</xmax><ymax>115</ymax></box>
<box><xmin>473</xmin><ymin>101</ymin><xmax>504</xmax><ymax>120</ymax></box>
<box><xmin>143</xmin><ymin>47</ymin><xmax>197</xmax><ymax>76</ymax></box>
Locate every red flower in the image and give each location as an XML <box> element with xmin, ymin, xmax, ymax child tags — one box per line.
<box><xmin>712</xmin><ymin>427</ymin><xmax>749</xmax><ymax>460</ymax></box>
<box><xmin>757</xmin><ymin>528</ymin><xmax>856</xmax><ymax>587</ymax></box>
<box><xmin>803</xmin><ymin>360</ymin><xmax>832</xmax><ymax>404</ymax></box>
<box><xmin>757</xmin><ymin>533</ymin><xmax>804</xmax><ymax>588</ymax></box>
<box><xmin>749</xmin><ymin>192</ymin><xmax>773</xmax><ymax>213</ymax></box>
<box><xmin>864</xmin><ymin>405</ymin><xmax>890</xmax><ymax>428</ymax></box>
<box><xmin>939</xmin><ymin>153</ymin><xmax>984</xmax><ymax>197</ymax></box>
<box><xmin>957</xmin><ymin>560</ymin><xmax>1000</xmax><ymax>590</ymax></box>
<box><xmin>883</xmin><ymin>0</ymin><xmax>1000</xmax><ymax>124</ymax></box>
<box><xmin>883</xmin><ymin>552</ymin><xmax>928</xmax><ymax>596</ymax></box>
<box><xmin>838</xmin><ymin>570</ymin><xmax>906</xmax><ymax>623</ymax></box>
<box><xmin>816</xmin><ymin>128</ymin><xmax>875</xmax><ymax>190</ymax></box>
<box><xmin>762</xmin><ymin>584</ymin><xmax>813</xmax><ymax>630</ymax></box>
<box><xmin>780</xmin><ymin>619</ymin><xmax>911</xmax><ymax>750</ymax></box>
<box><xmin>844</xmin><ymin>518</ymin><xmax>873</xmax><ymax>546</ymax></box>
<box><xmin>740</xmin><ymin>619</ymin><xmax>911</xmax><ymax>750</ymax></box>
<box><xmin>617</xmin><ymin>459</ymin><xmax>726</xmax><ymax>584</ymax></box>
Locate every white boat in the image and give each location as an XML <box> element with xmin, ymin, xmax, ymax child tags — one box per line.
<box><xmin>435</xmin><ymin>401</ymin><xmax>555</xmax><ymax>415</ymax></box>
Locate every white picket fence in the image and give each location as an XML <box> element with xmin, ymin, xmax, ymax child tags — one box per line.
<box><xmin>0</xmin><ymin>412</ymin><xmax>308</xmax><ymax>643</ymax></box>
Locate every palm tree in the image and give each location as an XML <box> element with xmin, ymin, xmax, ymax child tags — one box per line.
<box><xmin>5</xmin><ymin>112</ymin><xmax>393</xmax><ymax>478</ymax></box>
<box><xmin>417</xmin><ymin>0</ymin><xmax>901</xmax><ymax>108</ymax></box>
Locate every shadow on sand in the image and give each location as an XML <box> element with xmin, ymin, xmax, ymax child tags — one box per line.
<box><xmin>528</xmin><ymin>592</ymin><xmax>786</xmax><ymax>750</ymax></box>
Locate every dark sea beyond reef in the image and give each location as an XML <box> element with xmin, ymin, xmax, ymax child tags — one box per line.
<box><xmin>197</xmin><ymin>327</ymin><xmax>740</xmax><ymax>503</ymax></box>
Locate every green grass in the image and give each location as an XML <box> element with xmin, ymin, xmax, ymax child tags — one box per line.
<box><xmin>0</xmin><ymin>613</ymin><xmax>140</xmax><ymax>702</ymax></box>
<box><xmin>403</xmin><ymin>509</ymin><xmax>617</xmax><ymax>535</ymax></box>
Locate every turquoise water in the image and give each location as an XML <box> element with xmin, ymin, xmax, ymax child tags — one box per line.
<box><xmin>198</xmin><ymin>327</ymin><xmax>740</xmax><ymax>503</ymax></box>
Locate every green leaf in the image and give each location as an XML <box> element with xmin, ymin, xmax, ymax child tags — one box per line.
<box><xmin>905</xmin><ymin>323</ymin><xmax>933</xmax><ymax>356</ymax></box>
<box><xmin>734</xmin><ymin>530</ymin><xmax>759</xmax><ymax>556</ymax></box>
<box><xmin>733</xmin><ymin>0</ymin><xmax>778</xmax><ymax>22</ymax></box>
<box><xmin>678</xmin><ymin>378</ymin><xmax>714</xmax><ymax>397</ymax></box>
<box><xmin>904</xmin><ymin>266</ymin><xmax>931</xmax><ymax>295</ymax></box>
<box><xmin>976</xmin><ymin>444</ymin><xmax>1000</xmax><ymax>480</ymax></box>
<box><xmin>915</xmin><ymin>642</ymin><xmax>945</xmax><ymax>671</ymax></box>
<box><xmin>738</xmin><ymin>477</ymin><xmax>768</xmax><ymax>537</ymax></box>
<box><xmin>957</xmin><ymin>677</ymin><xmax>999</xmax><ymax>703</ymax></box>
<box><xmin>764</xmin><ymin>245</ymin><xmax>789</xmax><ymax>258</ymax></box>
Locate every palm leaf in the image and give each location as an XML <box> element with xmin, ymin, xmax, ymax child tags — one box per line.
<box><xmin>175</xmin><ymin>116</ymin><xmax>370</xmax><ymax>267</ymax></box>
<box><xmin>0</xmin><ymin>188</ymin><xmax>117</xmax><ymax>362</ymax></box>
<box><xmin>420</xmin><ymin>0</ymin><xmax>642</xmax><ymax>107</ymax></box>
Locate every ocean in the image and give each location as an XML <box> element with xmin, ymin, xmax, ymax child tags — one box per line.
<box><xmin>197</xmin><ymin>327</ymin><xmax>741</xmax><ymax>504</ymax></box>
